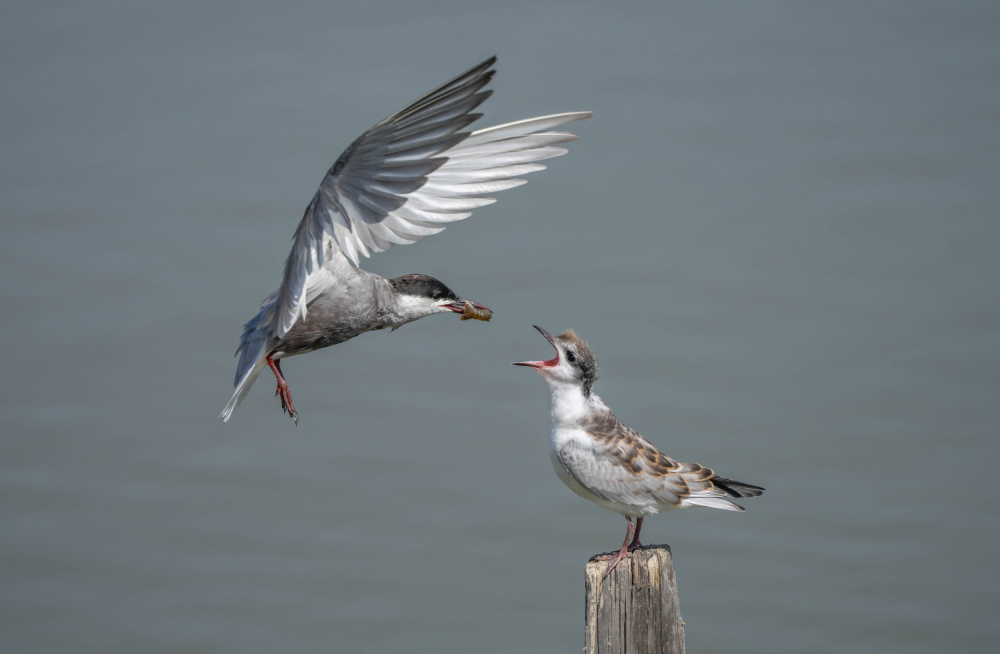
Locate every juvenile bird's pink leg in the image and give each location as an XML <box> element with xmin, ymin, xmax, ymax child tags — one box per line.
<box><xmin>267</xmin><ymin>355</ymin><xmax>298</xmax><ymax>425</ymax></box>
<box><xmin>627</xmin><ymin>517</ymin><xmax>644</xmax><ymax>552</ymax></box>
<box><xmin>594</xmin><ymin>516</ymin><xmax>636</xmax><ymax>578</ymax></box>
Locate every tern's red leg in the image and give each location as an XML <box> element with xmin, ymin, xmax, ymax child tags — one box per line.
<box><xmin>594</xmin><ymin>516</ymin><xmax>636</xmax><ymax>578</ymax></box>
<box><xmin>627</xmin><ymin>517</ymin><xmax>644</xmax><ymax>552</ymax></box>
<box><xmin>267</xmin><ymin>354</ymin><xmax>298</xmax><ymax>425</ymax></box>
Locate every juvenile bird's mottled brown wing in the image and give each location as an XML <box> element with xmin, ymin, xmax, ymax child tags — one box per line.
<box><xmin>557</xmin><ymin>418</ymin><xmax>749</xmax><ymax>511</ymax></box>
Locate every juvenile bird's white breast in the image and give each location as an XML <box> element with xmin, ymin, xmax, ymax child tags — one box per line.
<box><xmin>548</xmin><ymin>426</ymin><xmax>606</xmax><ymax>505</ymax></box>
<box><xmin>545</xmin><ymin>409</ymin><xmax>687</xmax><ymax>517</ymax></box>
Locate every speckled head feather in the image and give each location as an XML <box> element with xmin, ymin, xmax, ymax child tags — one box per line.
<box><xmin>557</xmin><ymin>330</ymin><xmax>598</xmax><ymax>395</ymax></box>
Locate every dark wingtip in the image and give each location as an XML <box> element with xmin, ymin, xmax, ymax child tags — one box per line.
<box><xmin>713</xmin><ymin>476</ymin><xmax>765</xmax><ymax>498</ymax></box>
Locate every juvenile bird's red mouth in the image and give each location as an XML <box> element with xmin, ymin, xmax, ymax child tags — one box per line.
<box><xmin>512</xmin><ymin>325</ymin><xmax>559</xmax><ymax>368</ymax></box>
<box><xmin>511</xmin><ymin>356</ymin><xmax>559</xmax><ymax>369</ymax></box>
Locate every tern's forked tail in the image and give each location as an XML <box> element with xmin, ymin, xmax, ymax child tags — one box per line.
<box><xmin>220</xmin><ymin>301</ymin><xmax>273</xmax><ymax>423</ymax></box>
<box><xmin>219</xmin><ymin>354</ymin><xmax>267</xmax><ymax>422</ymax></box>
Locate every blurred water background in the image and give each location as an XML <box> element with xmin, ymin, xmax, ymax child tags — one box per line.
<box><xmin>3</xmin><ymin>1</ymin><xmax>999</xmax><ymax>652</ymax></box>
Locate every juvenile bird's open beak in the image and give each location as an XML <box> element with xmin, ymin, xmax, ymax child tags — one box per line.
<box><xmin>442</xmin><ymin>298</ymin><xmax>493</xmax><ymax>321</ymax></box>
<box><xmin>512</xmin><ymin>325</ymin><xmax>560</xmax><ymax>368</ymax></box>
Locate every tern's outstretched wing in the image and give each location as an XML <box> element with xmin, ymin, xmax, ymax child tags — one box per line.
<box><xmin>271</xmin><ymin>56</ymin><xmax>590</xmax><ymax>338</ymax></box>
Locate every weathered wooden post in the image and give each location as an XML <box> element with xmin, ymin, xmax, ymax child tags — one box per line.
<box><xmin>584</xmin><ymin>545</ymin><xmax>684</xmax><ymax>654</ymax></box>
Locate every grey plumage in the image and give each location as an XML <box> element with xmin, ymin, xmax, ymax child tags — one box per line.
<box><xmin>221</xmin><ymin>59</ymin><xmax>591</xmax><ymax>423</ymax></box>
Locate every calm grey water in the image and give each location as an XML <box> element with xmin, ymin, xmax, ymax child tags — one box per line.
<box><xmin>3</xmin><ymin>1</ymin><xmax>999</xmax><ymax>652</ymax></box>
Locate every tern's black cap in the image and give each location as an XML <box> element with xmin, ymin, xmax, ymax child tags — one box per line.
<box><xmin>389</xmin><ymin>274</ymin><xmax>458</xmax><ymax>301</ymax></box>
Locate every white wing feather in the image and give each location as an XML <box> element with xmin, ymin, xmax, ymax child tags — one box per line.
<box><xmin>270</xmin><ymin>56</ymin><xmax>591</xmax><ymax>339</ymax></box>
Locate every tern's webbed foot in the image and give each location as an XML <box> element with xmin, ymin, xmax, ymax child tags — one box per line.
<box><xmin>267</xmin><ymin>355</ymin><xmax>298</xmax><ymax>426</ymax></box>
<box><xmin>275</xmin><ymin>384</ymin><xmax>298</xmax><ymax>425</ymax></box>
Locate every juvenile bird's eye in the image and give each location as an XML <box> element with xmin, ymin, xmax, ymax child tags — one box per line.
<box><xmin>566</xmin><ymin>351</ymin><xmax>577</xmax><ymax>363</ymax></box>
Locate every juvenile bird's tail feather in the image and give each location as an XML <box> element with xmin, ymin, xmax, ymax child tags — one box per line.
<box><xmin>682</xmin><ymin>475</ymin><xmax>764</xmax><ymax>511</ymax></box>
<box><xmin>683</xmin><ymin>496</ymin><xmax>746</xmax><ymax>511</ymax></box>
<box><xmin>711</xmin><ymin>476</ymin><xmax>765</xmax><ymax>498</ymax></box>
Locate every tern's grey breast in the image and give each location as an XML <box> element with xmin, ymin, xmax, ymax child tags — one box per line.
<box><xmin>273</xmin><ymin>271</ymin><xmax>388</xmax><ymax>356</ymax></box>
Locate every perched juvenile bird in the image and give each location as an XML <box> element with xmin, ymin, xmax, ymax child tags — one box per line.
<box><xmin>513</xmin><ymin>326</ymin><xmax>764</xmax><ymax>575</ymax></box>
<box><xmin>220</xmin><ymin>58</ymin><xmax>590</xmax><ymax>424</ymax></box>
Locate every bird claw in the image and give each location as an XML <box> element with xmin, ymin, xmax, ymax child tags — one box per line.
<box><xmin>266</xmin><ymin>352</ymin><xmax>299</xmax><ymax>425</ymax></box>
<box><xmin>597</xmin><ymin>538</ymin><xmax>642</xmax><ymax>578</ymax></box>
<box><xmin>599</xmin><ymin>548</ymin><xmax>630</xmax><ymax>578</ymax></box>
<box><xmin>275</xmin><ymin>383</ymin><xmax>298</xmax><ymax>426</ymax></box>
<box><xmin>596</xmin><ymin>516</ymin><xmax>639</xmax><ymax>578</ymax></box>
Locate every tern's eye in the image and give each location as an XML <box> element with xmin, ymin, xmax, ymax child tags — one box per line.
<box><xmin>566</xmin><ymin>351</ymin><xmax>577</xmax><ymax>363</ymax></box>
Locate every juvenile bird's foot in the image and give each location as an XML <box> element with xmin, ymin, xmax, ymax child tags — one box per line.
<box><xmin>596</xmin><ymin>516</ymin><xmax>638</xmax><ymax>578</ymax></box>
<box><xmin>596</xmin><ymin>545</ymin><xmax>631</xmax><ymax>577</ymax></box>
